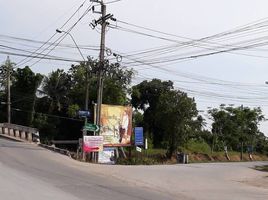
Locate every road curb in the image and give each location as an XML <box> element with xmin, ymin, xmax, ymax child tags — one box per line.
<box><xmin>38</xmin><ymin>143</ymin><xmax>71</xmax><ymax>157</ymax></box>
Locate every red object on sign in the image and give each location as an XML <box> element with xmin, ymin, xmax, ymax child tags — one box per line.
<box><xmin>83</xmin><ymin>136</ymin><xmax>103</xmax><ymax>153</ymax></box>
<box><xmin>83</xmin><ymin>146</ymin><xmax>99</xmax><ymax>152</ymax></box>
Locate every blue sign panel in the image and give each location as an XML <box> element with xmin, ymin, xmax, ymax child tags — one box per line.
<box><xmin>78</xmin><ymin>110</ymin><xmax>91</xmax><ymax>118</ymax></box>
<box><xmin>135</xmin><ymin>127</ymin><xmax>144</xmax><ymax>146</ymax></box>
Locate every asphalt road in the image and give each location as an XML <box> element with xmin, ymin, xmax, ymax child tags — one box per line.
<box><xmin>0</xmin><ymin>137</ymin><xmax>268</xmax><ymax>200</ymax></box>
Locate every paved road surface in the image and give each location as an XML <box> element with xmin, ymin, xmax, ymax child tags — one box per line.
<box><xmin>0</xmin><ymin>137</ymin><xmax>267</xmax><ymax>200</ymax></box>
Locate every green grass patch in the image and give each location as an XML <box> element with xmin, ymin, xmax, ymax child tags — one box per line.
<box><xmin>185</xmin><ymin>139</ymin><xmax>211</xmax><ymax>154</ymax></box>
<box><xmin>255</xmin><ymin>165</ymin><xmax>268</xmax><ymax>172</ymax></box>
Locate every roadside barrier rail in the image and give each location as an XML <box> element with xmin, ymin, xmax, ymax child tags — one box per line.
<box><xmin>0</xmin><ymin>123</ymin><xmax>40</xmax><ymax>143</ymax></box>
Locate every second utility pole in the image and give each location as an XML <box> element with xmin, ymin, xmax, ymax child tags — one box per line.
<box><xmin>96</xmin><ymin>1</ymin><xmax>107</xmax><ymax>126</ymax></box>
<box><xmin>6</xmin><ymin>56</ymin><xmax>11</xmax><ymax>124</ymax></box>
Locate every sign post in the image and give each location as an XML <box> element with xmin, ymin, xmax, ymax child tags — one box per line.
<box><xmin>78</xmin><ymin>110</ymin><xmax>90</xmax><ymax>161</ymax></box>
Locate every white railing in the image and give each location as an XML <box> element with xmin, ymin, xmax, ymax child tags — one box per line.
<box><xmin>0</xmin><ymin>123</ymin><xmax>39</xmax><ymax>143</ymax></box>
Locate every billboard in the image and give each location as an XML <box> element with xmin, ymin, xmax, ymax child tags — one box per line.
<box><xmin>83</xmin><ymin>136</ymin><xmax>103</xmax><ymax>152</ymax></box>
<box><xmin>100</xmin><ymin>104</ymin><xmax>132</xmax><ymax>146</ymax></box>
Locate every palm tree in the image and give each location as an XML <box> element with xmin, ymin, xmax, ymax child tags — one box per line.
<box><xmin>41</xmin><ymin>69</ymin><xmax>71</xmax><ymax>113</ymax></box>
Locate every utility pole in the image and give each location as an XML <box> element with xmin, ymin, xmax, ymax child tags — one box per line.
<box><xmin>85</xmin><ymin>67</ymin><xmax>89</xmax><ymax>111</ymax></box>
<box><xmin>6</xmin><ymin>56</ymin><xmax>11</xmax><ymax>124</ymax></box>
<box><xmin>96</xmin><ymin>1</ymin><xmax>107</xmax><ymax>126</ymax></box>
<box><xmin>82</xmin><ymin>64</ymin><xmax>90</xmax><ymax>161</ymax></box>
<box><xmin>90</xmin><ymin>0</ymin><xmax>115</xmax><ymax>162</ymax></box>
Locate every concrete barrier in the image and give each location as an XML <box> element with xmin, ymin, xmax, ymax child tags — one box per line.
<box><xmin>38</xmin><ymin>144</ymin><xmax>71</xmax><ymax>157</ymax></box>
<box><xmin>0</xmin><ymin>123</ymin><xmax>39</xmax><ymax>143</ymax></box>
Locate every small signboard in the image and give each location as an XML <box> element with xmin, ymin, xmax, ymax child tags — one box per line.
<box><xmin>136</xmin><ymin>146</ymin><xmax>142</xmax><ymax>152</ymax></box>
<box><xmin>84</xmin><ymin>123</ymin><xmax>100</xmax><ymax>132</ymax></box>
<box><xmin>78</xmin><ymin>110</ymin><xmax>91</xmax><ymax>118</ymax></box>
<box><xmin>98</xmin><ymin>147</ymin><xmax>115</xmax><ymax>164</ymax></box>
<box><xmin>135</xmin><ymin>127</ymin><xmax>144</xmax><ymax>146</ymax></box>
<box><xmin>83</xmin><ymin>136</ymin><xmax>103</xmax><ymax>152</ymax></box>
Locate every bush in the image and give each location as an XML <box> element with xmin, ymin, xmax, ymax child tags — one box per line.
<box><xmin>116</xmin><ymin>157</ymin><xmax>159</xmax><ymax>165</ymax></box>
<box><xmin>185</xmin><ymin>139</ymin><xmax>211</xmax><ymax>154</ymax></box>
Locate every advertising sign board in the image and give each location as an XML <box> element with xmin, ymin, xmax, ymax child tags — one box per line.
<box><xmin>134</xmin><ymin>127</ymin><xmax>144</xmax><ymax>146</ymax></box>
<box><xmin>98</xmin><ymin>147</ymin><xmax>115</xmax><ymax>164</ymax></box>
<box><xmin>83</xmin><ymin>136</ymin><xmax>103</xmax><ymax>152</ymax></box>
<box><xmin>100</xmin><ymin>104</ymin><xmax>132</xmax><ymax>146</ymax></box>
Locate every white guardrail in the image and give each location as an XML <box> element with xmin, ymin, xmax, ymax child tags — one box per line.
<box><xmin>0</xmin><ymin>123</ymin><xmax>40</xmax><ymax>143</ymax></box>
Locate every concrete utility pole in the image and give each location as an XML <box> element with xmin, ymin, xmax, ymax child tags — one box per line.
<box><xmin>6</xmin><ymin>56</ymin><xmax>11</xmax><ymax>124</ymax></box>
<box><xmin>96</xmin><ymin>1</ymin><xmax>107</xmax><ymax>126</ymax></box>
<box><xmin>83</xmin><ymin>67</ymin><xmax>89</xmax><ymax>161</ymax></box>
<box><xmin>85</xmin><ymin>68</ymin><xmax>89</xmax><ymax>111</ymax></box>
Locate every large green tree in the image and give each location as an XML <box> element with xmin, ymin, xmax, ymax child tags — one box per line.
<box><xmin>155</xmin><ymin>90</ymin><xmax>200</xmax><ymax>158</ymax></box>
<box><xmin>209</xmin><ymin>105</ymin><xmax>265</xmax><ymax>154</ymax></box>
<box><xmin>131</xmin><ymin>79</ymin><xmax>203</xmax><ymax>157</ymax></box>
<box><xmin>131</xmin><ymin>79</ymin><xmax>174</xmax><ymax>148</ymax></box>
<box><xmin>69</xmin><ymin>58</ymin><xmax>134</xmax><ymax>108</ymax></box>
<box><xmin>11</xmin><ymin>66</ymin><xmax>43</xmax><ymax>126</ymax></box>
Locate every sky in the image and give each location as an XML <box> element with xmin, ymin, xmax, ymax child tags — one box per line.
<box><xmin>1</xmin><ymin>0</ymin><xmax>268</xmax><ymax>135</ymax></box>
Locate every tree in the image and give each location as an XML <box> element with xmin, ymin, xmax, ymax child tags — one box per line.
<box><xmin>131</xmin><ymin>79</ymin><xmax>174</xmax><ymax>148</ymax></box>
<box><xmin>255</xmin><ymin>132</ymin><xmax>268</xmax><ymax>154</ymax></box>
<box><xmin>131</xmin><ymin>79</ymin><xmax>203</xmax><ymax>157</ymax></box>
<box><xmin>0</xmin><ymin>57</ymin><xmax>16</xmax><ymax>122</ymax></box>
<box><xmin>155</xmin><ymin>90</ymin><xmax>199</xmax><ymax>158</ymax></box>
<box><xmin>68</xmin><ymin>59</ymin><xmax>96</xmax><ymax>108</ymax></box>
<box><xmin>0</xmin><ymin>57</ymin><xmax>15</xmax><ymax>90</ymax></box>
<box><xmin>69</xmin><ymin>58</ymin><xmax>134</xmax><ymax>107</ymax></box>
<box><xmin>41</xmin><ymin>69</ymin><xmax>71</xmax><ymax>113</ymax></box>
<box><xmin>11</xmin><ymin>66</ymin><xmax>43</xmax><ymax>126</ymax></box>
<box><xmin>34</xmin><ymin>58</ymin><xmax>134</xmax><ymax>142</ymax></box>
<box><xmin>209</xmin><ymin>105</ymin><xmax>265</xmax><ymax>156</ymax></box>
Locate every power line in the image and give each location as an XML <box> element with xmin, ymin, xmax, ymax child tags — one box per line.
<box><xmin>11</xmin><ymin>107</ymin><xmax>83</xmax><ymax>122</ymax></box>
<box><xmin>16</xmin><ymin>1</ymin><xmax>92</xmax><ymax>68</ymax></box>
<box><xmin>0</xmin><ymin>50</ymin><xmax>81</xmax><ymax>63</ymax></box>
<box><xmin>27</xmin><ymin>4</ymin><xmax>94</xmax><ymax>68</ymax></box>
<box><xmin>105</xmin><ymin>0</ymin><xmax>123</xmax><ymax>4</ymax></box>
<box><xmin>109</xmin><ymin>17</ymin><xmax>268</xmax><ymax>66</ymax></box>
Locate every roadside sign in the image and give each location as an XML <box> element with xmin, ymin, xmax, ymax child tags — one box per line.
<box><xmin>78</xmin><ymin>110</ymin><xmax>90</xmax><ymax>118</ymax></box>
<box><xmin>83</xmin><ymin>136</ymin><xmax>103</xmax><ymax>152</ymax></box>
<box><xmin>84</xmin><ymin>123</ymin><xmax>100</xmax><ymax>132</ymax></box>
<box><xmin>98</xmin><ymin>147</ymin><xmax>115</xmax><ymax>164</ymax></box>
<box><xmin>135</xmin><ymin>127</ymin><xmax>144</xmax><ymax>146</ymax></box>
<box><xmin>136</xmin><ymin>146</ymin><xmax>142</xmax><ymax>152</ymax></box>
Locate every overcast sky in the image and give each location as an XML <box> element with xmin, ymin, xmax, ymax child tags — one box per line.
<box><xmin>1</xmin><ymin>0</ymin><xmax>268</xmax><ymax>135</ymax></box>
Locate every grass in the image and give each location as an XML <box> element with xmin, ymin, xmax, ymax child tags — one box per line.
<box><xmin>255</xmin><ymin>165</ymin><xmax>268</xmax><ymax>172</ymax></box>
<box><xmin>115</xmin><ymin>140</ymin><xmax>268</xmax><ymax>165</ymax></box>
<box><xmin>116</xmin><ymin>148</ymin><xmax>168</xmax><ymax>165</ymax></box>
<box><xmin>184</xmin><ymin>140</ymin><xmax>211</xmax><ymax>155</ymax></box>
